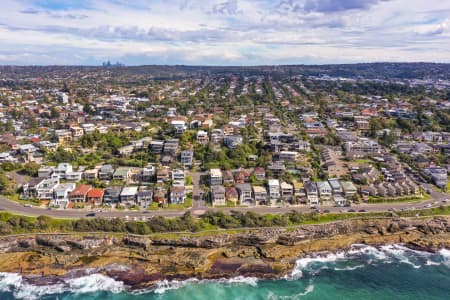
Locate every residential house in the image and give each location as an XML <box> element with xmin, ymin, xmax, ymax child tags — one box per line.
<box><xmin>292</xmin><ymin>181</ymin><xmax>306</xmax><ymax>204</ymax></box>
<box><xmin>210</xmin><ymin>168</ymin><xmax>223</xmax><ymax>185</ymax></box>
<box><xmin>225</xmin><ymin>187</ymin><xmax>239</xmax><ymax>204</ymax></box>
<box><xmin>55</xmin><ymin>129</ymin><xmax>72</xmax><ymax>145</ymax></box>
<box><xmin>113</xmin><ymin>167</ymin><xmax>132</xmax><ymax>181</ymax></box>
<box><xmin>153</xmin><ymin>185</ymin><xmax>168</xmax><ymax>205</ymax></box>
<box><xmin>98</xmin><ymin>164</ymin><xmax>114</xmax><ymax>181</ymax></box>
<box><xmin>268</xmin><ymin>161</ymin><xmax>286</xmax><ymax>176</ymax></box>
<box><xmin>196</xmin><ymin>130</ymin><xmax>209</xmax><ymax>144</ymax></box>
<box><xmin>333</xmin><ymin>194</ymin><xmax>346</xmax><ymax>207</ymax></box>
<box><xmin>150</xmin><ymin>140</ymin><xmax>164</xmax><ymax>154</ymax></box>
<box><xmin>223</xmin><ymin>170</ymin><xmax>235</xmax><ymax>185</ymax></box>
<box><xmin>170</xmin><ymin>186</ymin><xmax>186</xmax><ymax>204</ymax></box>
<box><xmin>341</xmin><ymin>181</ymin><xmax>357</xmax><ymax>198</ymax></box>
<box><xmin>65</xmin><ymin>170</ymin><xmax>83</xmax><ymax>182</ymax></box>
<box><xmin>180</xmin><ymin>150</ymin><xmax>194</xmax><ymax>168</ymax></box>
<box><xmin>305</xmin><ymin>181</ymin><xmax>319</xmax><ymax>206</ymax></box>
<box><xmin>38</xmin><ymin>166</ymin><xmax>53</xmax><ymax>178</ymax></box>
<box><xmin>120</xmin><ymin>186</ymin><xmax>138</xmax><ymax>207</ymax></box>
<box><xmin>171</xmin><ymin>169</ymin><xmax>185</xmax><ymax>183</ymax></box>
<box><xmin>103</xmin><ymin>186</ymin><xmax>122</xmax><ymax>204</ymax></box>
<box><xmin>51</xmin><ymin>183</ymin><xmax>75</xmax><ymax>208</ymax></box>
<box><xmin>280</xmin><ymin>182</ymin><xmax>293</xmax><ymax>201</ymax></box>
<box><xmin>211</xmin><ymin>185</ymin><xmax>226</xmax><ymax>206</ymax></box>
<box><xmin>156</xmin><ymin>168</ymin><xmax>170</xmax><ymax>183</ymax></box>
<box><xmin>83</xmin><ymin>168</ymin><xmax>99</xmax><ymax>181</ymax></box>
<box><xmin>141</xmin><ymin>165</ymin><xmax>155</xmax><ymax>182</ymax></box>
<box><xmin>253</xmin><ymin>167</ymin><xmax>266</xmax><ymax>181</ymax></box>
<box><xmin>137</xmin><ymin>187</ymin><xmax>153</xmax><ymax>208</ymax></box>
<box><xmin>53</xmin><ymin>163</ymin><xmax>73</xmax><ymax>179</ymax></box>
<box><xmin>171</xmin><ymin>120</ymin><xmax>187</xmax><ymax>134</ymax></box>
<box><xmin>70</xmin><ymin>126</ymin><xmax>84</xmax><ymax>140</ymax></box>
<box><xmin>35</xmin><ymin>177</ymin><xmax>60</xmax><ymax>200</ymax></box>
<box><xmin>328</xmin><ymin>178</ymin><xmax>343</xmax><ymax>195</ymax></box>
<box><xmin>253</xmin><ymin>185</ymin><xmax>268</xmax><ymax>205</ymax></box>
<box><xmin>236</xmin><ymin>183</ymin><xmax>254</xmax><ymax>206</ymax></box>
<box><xmin>278</xmin><ymin>151</ymin><xmax>299</xmax><ymax>162</ymax></box>
<box><xmin>118</xmin><ymin>145</ymin><xmax>134</xmax><ymax>156</ymax></box>
<box><xmin>87</xmin><ymin>188</ymin><xmax>104</xmax><ymax>206</ymax></box>
<box><xmin>69</xmin><ymin>185</ymin><xmax>92</xmax><ymax>203</ymax></box>
<box><xmin>297</xmin><ymin>140</ymin><xmax>311</xmax><ymax>152</ymax></box>
<box><xmin>316</xmin><ymin>181</ymin><xmax>332</xmax><ymax>201</ymax></box>
<box><xmin>268</xmin><ymin>179</ymin><xmax>280</xmax><ymax>205</ymax></box>
<box><xmin>224</xmin><ymin>135</ymin><xmax>243</xmax><ymax>149</ymax></box>
<box><xmin>163</xmin><ymin>139</ymin><xmax>179</xmax><ymax>156</ymax></box>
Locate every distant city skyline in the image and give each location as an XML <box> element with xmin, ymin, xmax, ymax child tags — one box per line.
<box><xmin>0</xmin><ymin>0</ymin><xmax>449</xmax><ymax>65</ymax></box>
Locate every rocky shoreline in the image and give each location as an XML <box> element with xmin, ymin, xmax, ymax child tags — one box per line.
<box><xmin>0</xmin><ymin>216</ymin><xmax>449</xmax><ymax>291</ymax></box>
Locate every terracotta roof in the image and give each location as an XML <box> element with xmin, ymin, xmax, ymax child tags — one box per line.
<box><xmin>70</xmin><ymin>185</ymin><xmax>92</xmax><ymax>196</ymax></box>
<box><xmin>87</xmin><ymin>188</ymin><xmax>104</xmax><ymax>198</ymax></box>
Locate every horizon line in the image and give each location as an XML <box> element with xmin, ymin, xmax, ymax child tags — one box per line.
<box><xmin>0</xmin><ymin>61</ymin><xmax>449</xmax><ymax>68</ymax></box>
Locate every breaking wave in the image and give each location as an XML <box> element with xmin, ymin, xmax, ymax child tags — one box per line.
<box><xmin>0</xmin><ymin>273</ymin><xmax>124</xmax><ymax>300</ymax></box>
<box><xmin>290</xmin><ymin>244</ymin><xmax>450</xmax><ymax>279</ymax></box>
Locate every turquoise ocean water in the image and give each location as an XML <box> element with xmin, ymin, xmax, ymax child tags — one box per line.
<box><xmin>0</xmin><ymin>244</ymin><xmax>449</xmax><ymax>300</ymax></box>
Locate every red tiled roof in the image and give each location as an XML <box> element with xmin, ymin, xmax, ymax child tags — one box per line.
<box><xmin>87</xmin><ymin>188</ymin><xmax>104</xmax><ymax>198</ymax></box>
<box><xmin>70</xmin><ymin>185</ymin><xmax>92</xmax><ymax>196</ymax></box>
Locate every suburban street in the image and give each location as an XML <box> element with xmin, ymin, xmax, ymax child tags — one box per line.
<box><xmin>1</xmin><ymin>189</ymin><xmax>448</xmax><ymax>220</ymax></box>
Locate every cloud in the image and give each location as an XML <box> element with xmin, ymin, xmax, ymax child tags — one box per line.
<box><xmin>420</xmin><ymin>18</ymin><xmax>450</xmax><ymax>36</ymax></box>
<box><xmin>211</xmin><ymin>0</ymin><xmax>240</xmax><ymax>15</ymax></box>
<box><xmin>20</xmin><ymin>7</ymin><xmax>88</xmax><ymax>19</ymax></box>
<box><xmin>303</xmin><ymin>0</ymin><xmax>388</xmax><ymax>13</ymax></box>
<box><xmin>0</xmin><ymin>0</ymin><xmax>449</xmax><ymax>65</ymax></box>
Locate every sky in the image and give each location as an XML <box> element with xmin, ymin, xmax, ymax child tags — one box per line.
<box><xmin>0</xmin><ymin>0</ymin><xmax>449</xmax><ymax>65</ymax></box>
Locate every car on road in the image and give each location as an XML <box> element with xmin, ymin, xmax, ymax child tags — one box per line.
<box><xmin>23</xmin><ymin>204</ymin><xmax>32</xmax><ymax>208</ymax></box>
<box><xmin>424</xmin><ymin>204</ymin><xmax>432</xmax><ymax>208</ymax></box>
<box><xmin>324</xmin><ymin>209</ymin><xmax>331</xmax><ymax>213</ymax></box>
<box><xmin>358</xmin><ymin>209</ymin><xmax>367</xmax><ymax>213</ymax></box>
<box><xmin>86</xmin><ymin>212</ymin><xmax>96</xmax><ymax>217</ymax></box>
<box><xmin>348</xmin><ymin>209</ymin><xmax>356</xmax><ymax>212</ymax></box>
<box><xmin>442</xmin><ymin>199</ymin><xmax>448</xmax><ymax>203</ymax></box>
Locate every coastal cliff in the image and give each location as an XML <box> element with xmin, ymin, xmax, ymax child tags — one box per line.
<box><xmin>0</xmin><ymin>216</ymin><xmax>449</xmax><ymax>290</ymax></box>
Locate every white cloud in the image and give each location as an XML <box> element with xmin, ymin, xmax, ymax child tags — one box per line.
<box><xmin>0</xmin><ymin>0</ymin><xmax>448</xmax><ymax>65</ymax></box>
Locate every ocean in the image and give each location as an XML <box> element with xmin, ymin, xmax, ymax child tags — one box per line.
<box><xmin>0</xmin><ymin>244</ymin><xmax>449</xmax><ymax>300</ymax></box>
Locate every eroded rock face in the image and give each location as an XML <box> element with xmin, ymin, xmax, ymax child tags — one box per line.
<box><xmin>0</xmin><ymin>216</ymin><xmax>448</xmax><ymax>290</ymax></box>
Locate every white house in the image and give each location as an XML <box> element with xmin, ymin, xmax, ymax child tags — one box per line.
<box><xmin>268</xmin><ymin>179</ymin><xmax>280</xmax><ymax>205</ymax></box>
<box><xmin>52</xmin><ymin>183</ymin><xmax>76</xmax><ymax>208</ymax></box>
<box><xmin>210</xmin><ymin>168</ymin><xmax>223</xmax><ymax>185</ymax></box>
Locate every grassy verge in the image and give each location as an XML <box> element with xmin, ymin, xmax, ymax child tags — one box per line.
<box><xmin>6</xmin><ymin>194</ymin><xmax>41</xmax><ymax>206</ymax></box>
<box><xmin>366</xmin><ymin>194</ymin><xmax>430</xmax><ymax>204</ymax></box>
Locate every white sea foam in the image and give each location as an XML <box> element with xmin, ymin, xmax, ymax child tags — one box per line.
<box><xmin>348</xmin><ymin>244</ymin><xmax>388</xmax><ymax>260</ymax></box>
<box><xmin>0</xmin><ymin>272</ymin><xmax>124</xmax><ymax>299</ymax></box>
<box><xmin>334</xmin><ymin>264</ymin><xmax>365</xmax><ymax>271</ymax></box>
<box><xmin>153</xmin><ymin>276</ymin><xmax>259</xmax><ymax>294</ymax></box>
<box><xmin>0</xmin><ymin>273</ymin><xmax>65</xmax><ymax>300</ymax></box>
<box><xmin>439</xmin><ymin>248</ymin><xmax>450</xmax><ymax>266</ymax></box>
<box><xmin>221</xmin><ymin>276</ymin><xmax>259</xmax><ymax>287</ymax></box>
<box><xmin>67</xmin><ymin>273</ymin><xmax>125</xmax><ymax>294</ymax></box>
<box><xmin>154</xmin><ymin>278</ymin><xmax>199</xmax><ymax>294</ymax></box>
<box><xmin>425</xmin><ymin>260</ymin><xmax>441</xmax><ymax>266</ymax></box>
<box><xmin>267</xmin><ymin>282</ymin><xmax>315</xmax><ymax>300</ymax></box>
<box><xmin>0</xmin><ymin>272</ymin><xmax>22</xmax><ymax>292</ymax></box>
<box><xmin>291</xmin><ymin>251</ymin><xmax>346</xmax><ymax>279</ymax></box>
